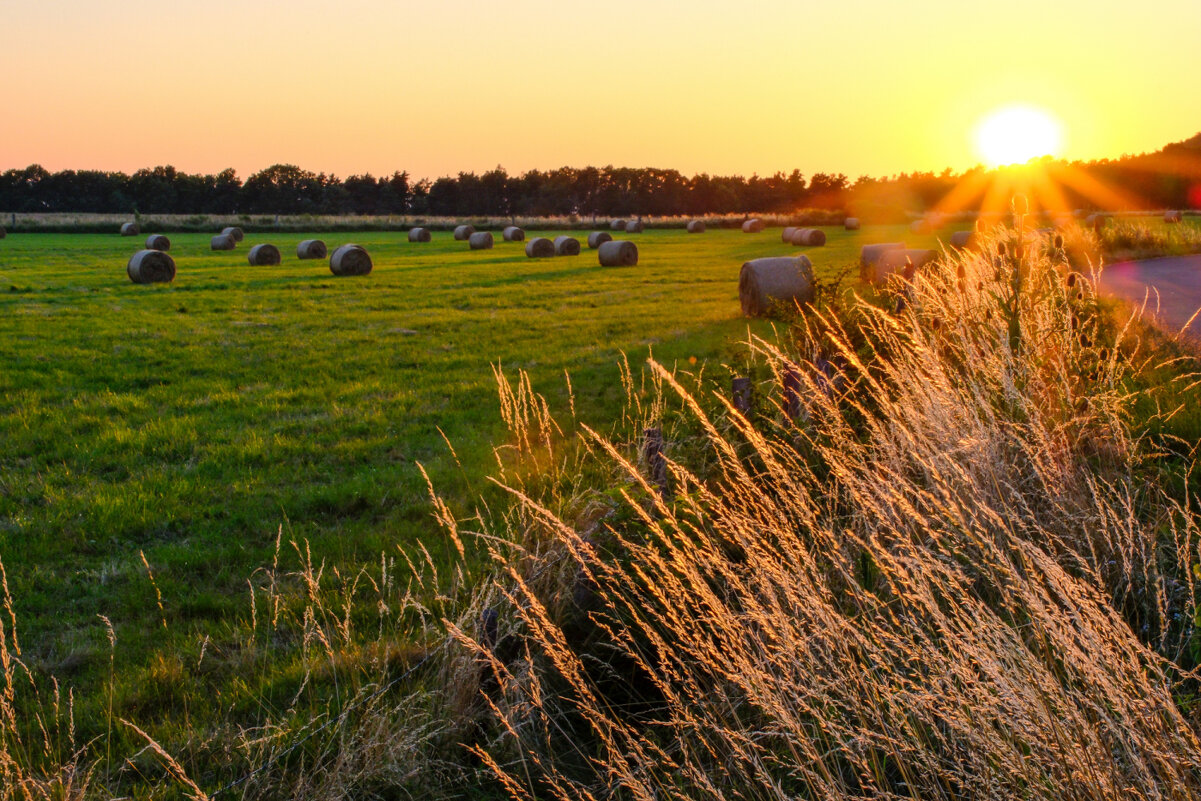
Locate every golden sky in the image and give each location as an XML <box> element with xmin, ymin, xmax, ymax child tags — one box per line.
<box><xmin>3</xmin><ymin>0</ymin><xmax>1199</xmax><ymax>180</ymax></box>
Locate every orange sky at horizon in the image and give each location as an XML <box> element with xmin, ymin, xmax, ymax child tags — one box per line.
<box><xmin>3</xmin><ymin>0</ymin><xmax>1199</xmax><ymax>182</ymax></box>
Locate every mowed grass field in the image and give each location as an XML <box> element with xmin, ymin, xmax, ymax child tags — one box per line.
<box><xmin>0</xmin><ymin>225</ymin><xmax>945</xmax><ymax>729</ymax></box>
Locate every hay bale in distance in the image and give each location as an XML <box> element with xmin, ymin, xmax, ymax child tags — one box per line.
<box><xmin>791</xmin><ymin>228</ymin><xmax>826</xmax><ymax>246</ymax></box>
<box><xmin>120</xmin><ymin>222</ymin><xmax>139</xmax><ymax>236</ymax></box>
<box><xmin>453</xmin><ymin>224</ymin><xmax>475</xmax><ymax>240</ymax></box>
<box><xmin>742</xmin><ymin>218</ymin><xmax>765</xmax><ymax>233</ymax></box>
<box><xmin>598</xmin><ymin>240</ymin><xmax>638</xmax><ymax>267</ymax></box>
<box><xmin>248</xmin><ymin>243</ymin><xmax>282</xmax><ymax>266</ymax></box>
<box><xmin>844</xmin><ymin>217</ymin><xmax>860</xmax><ymax>231</ymax></box>
<box><xmin>553</xmin><ymin>235</ymin><xmax>581</xmax><ymax>256</ymax></box>
<box><xmin>587</xmin><ymin>231</ymin><xmax>613</xmax><ymax>248</ymax></box>
<box><xmin>686</xmin><ymin>220</ymin><xmax>705</xmax><ymax>233</ymax></box>
<box><xmin>949</xmin><ymin>231</ymin><xmax>974</xmax><ymax>249</ymax></box>
<box><xmin>869</xmin><ymin>248</ymin><xmax>937</xmax><ymax>285</ymax></box>
<box><xmin>610</xmin><ymin>219</ymin><xmax>627</xmax><ymax>231</ymax></box>
<box><xmin>625</xmin><ymin>220</ymin><xmax>644</xmax><ymax>233</ymax></box>
<box><xmin>1165</xmin><ymin>210</ymin><xmax>1183</xmax><ymax>224</ymax></box>
<box><xmin>211</xmin><ymin>234</ymin><xmax>236</xmax><ymax>250</ymax></box>
<box><xmin>408</xmin><ymin>227</ymin><xmax>431</xmax><ymax>243</ymax></box>
<box><xmin>782</xmin><ymin>226</ymin><xmax>798</xmax><ymax>243</ymax></box>
<box><xmin>858</xmin><ymin>243</ymin><xmax>906</xmax><ymax>281</ymax></box>
<box><xmin>502</xmin><ymin>226</ymin><xmax>525</xmax><ymax>241</ymax></box>
<box><xmin>127</xmin><ymin>249</ymin><xmax>176</xmax><ymax>284</ymax></box>
<box><xmin>1085</xmin><ymin>213</ymin><xmax>1108</xmax><ymax>231</ymax></box>
<box><xmin>910</xmin><ymin>219</ymin><xmax>930</xmax><ymax>234</ymax></box>
<box><xmin>739</xmin><ymin>256</ymin><xmax>815</xmax><ymax>317</ymax></box>
<box><xmin>145</xmin><ymin>234</ymin><xmax>170</xmax><ymax>251</ymax></box>
<box><xmin>329</xmin><ymin>244</ymin><xmax>373</xmax><ymax>276</ymax></box>
<box><xmin>297</xmin><ymin>239</ymin><xmax>328</xmax><ymax>259</ymax></box>
<box><xmin>468</xmin><ymin>231</ymin><xmax>493</xmax><ymax>250</ymax></box>
<box><xmin>221</xmin><ymin>227</ymin><xmax>244</xmax><ymax>243</ymax></box>
<box><xmin>525</xmin><ymin>237</ymin><xmax>555</xmax><ymax>258</ymax></box>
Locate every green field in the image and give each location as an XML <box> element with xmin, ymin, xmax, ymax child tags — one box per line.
<box><xmin>0</xmin><ymin>225</ymin><xmax>945</xmax><ymax>761</ymax></box>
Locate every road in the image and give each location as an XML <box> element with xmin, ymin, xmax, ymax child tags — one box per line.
<box><xmin>1098</xmin><ymin>255</ymin><xmax>1201</xmax><ymax>339</ymax></box>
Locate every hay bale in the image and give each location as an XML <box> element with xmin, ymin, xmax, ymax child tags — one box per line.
<box><xmin>525</xmin><ymin>237</ymin><xmax>555</xmax><ymax>258</ymax></box>
<box><xmin>1085</xmin><ymin>213</ymin><xmax>1108</xmax><ymax>231</ymax></box>
<box><xmin>782</xmin><ymin>226</ymin><xmax>798</xmax><ymax>243</ymax></box>
<box><xmin>610</xmin><ymin>219</ymin><xmax>627</xmax><ymax>231</ymax></box>
<box><xmin>297</xmin><ymin>239</ymin><xmax>328</xmax><ymax>259</ymax></box>
<box><xmin>126</xmin><ymin>249</ymin><xmax>176</xmax><ymax>284</ymax></box>
<box><xmin>844</xmin><ymin>217</ymin><xmax>860</xmax><ymax>231</ymax></box>
<box><xmin>949</xmin><ymin>231</ymin><xmax>974</xmax><ymax>249</ymax></box>
<box><xmin>468</xmin><ymin>231</ymin><xmax>493</xmax><ymax>250</ymax></box>
<box><xmin>120</xmin><ymin>222</ymin><xmax>139</xmax><ymax>236</ymax></box>
<box><xmin>1166</xmin><ymin>210</ymin><xmax>1183</xmax><ymax>224</ymax></box>
<box><xmin>598</xmin><ymin>240</ymin><xmax>638</xmax><ymax>267</ymax></box>
<box><xmin>221</xmin><ymin>227</ymin><xmax>244</xmax><ymax>243</ymax></box>
<box><xmin>625</xmin><ymin>220</ymin><xmax>644</xmax><ymax>233</ymax></box>
<box><xmin>739</xmin><ymin>256</ymin><xmax>815</xmax><ymax>317</ymax></box>
<box><xmin>408</xmin><ymin>227</ymin><xmax>431</xmax><ymax>243</ymax></box>
<box><xmin>742</xmin><ymin>218</ymin><xmax>765</xmax><ymax>233</ymax></box>
<box><xmin>248</xmin><ymin>243</ymin><xmax>282</xmax><ymax>266</ymax></box>
<box><xmin>686</xmin><ymin>220</ymin><xmax>705</xmax><ymax>233</ymax></box>
<box><xmin>791</xmin><ymin>228</ymin><xmax>826</xmax><ymax>246</ymax></box>
<box><xmin>587</xmin><ymin>231</ymin><xmax>613</xmax><ymax>248</ymax></box>
<box><xmin>869</xmin><ymin>248</ymin><xmax>937</xmax><ymax>284</ymax></box>
<box><xmin>454</xmin><ymin>224</ymin><xmax>475</xmax><ymax>240</ymax></box>
<box><xmin>553</xmin><ymin>235</ymin><xmax>581</xmax><ymax>256</ymax></box>
<box><xmin>858</xmin><ymin>243</ymin><xmax>906</xmax><ymax>281</ymax></box>
<box><xmin>145</xmin><ymin>234</ymin><xmax>170</xmax><ymax>251</ymax></box>
<box><xmin>329</xmin><ymin>244</ymin><xmax>373</xmax><ymax>276</ymax></box>
<box><xmin>503</xmin><ymin>226</ymin><xmax>525</xmax><ymax>242</ymax></box>
<box><xmin>211</xmin><ymin>234</ymin><xmax>236</xmax><ymax>250</ymax></box>
<box><xmin>910</xmin><ymin>219</ymin><xmax>930</xmax><ymax>234</ymax></box>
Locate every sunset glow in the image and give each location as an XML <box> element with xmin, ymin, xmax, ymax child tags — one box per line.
<box><xmin>975</xmin><ymin>107</ymin><xmax>1063</xmax><ymax>167</ymax></box>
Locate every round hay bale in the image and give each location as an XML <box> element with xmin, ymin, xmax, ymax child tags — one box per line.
<box><xmin>844</xmin><ymin>217</ymin><xmax>860</xmax><ymax>231</ymax></box>
<box><xmin>871</xmin><ymin>248</ymin><xmax>937</xmax><ymax>285</ymax></box>
<box><xmin>502</xmin><ymin>226</ymin><xmax>525</xmax><ymax>242</ymax></box>
<box><xmin>598</xmin><ymin>240</ymin><xmax>638</xmax><ymax>267</ymax></box>
<box><xmin>739</xmin><ymin>256</ymin><xmax>815</xmax><ymax>318</ymax></box>
<box><xmin>686</xmin><ymin>220</ymin><xmax>705</xmax><ymax>233</ymax></box>
<box><xmin>949</xmin><ymin>231</ymin><xmax>974</xmax><ymax>249</ymax></box>
<box><xmin>297</xmin><ymin>239</ymin><xmax>328</xmax><ymax>259</ymax></box>
<box><xmin>121</xmin><ymin>222</ymin><xmax>139</xmax><ymax>236</ymax></box>
<box><xmin>587</xmin><ymin>231</ymin><xmax>613</xmax><ymax>248</ymax></box>
<box><xmin>1165</xmin><ymin>210</ymin><xmax>1183</xmax><ymax>224</ymax></box>
<box><xmin>858</xmin><ymin>243</ymin><xmax>906</xmax><ymax>281</ymax></box>
<box><xmin>248</xmin><ymin>243</ymin><xmax>282</xmax><ymax>266</ymax></box>
<box><xmin>211</xmin><ymin>234</ymin><xmax>236</xmax><ymax>251</ymax></box>
<box><xmin>525</xmin><ymin>237</ymin><xmax>555</xmax><ymax>258</ymax></box>
<box><xmin>610</xmin><ymin>219</ymin><xmax>627</xmax><ymax>231</ymax></box>
<box><xmin>329</xmin><ymin>244</ymin><xmax>373</xmax><ymax>276</ymax></box>
<box><xmin>221</xmin><ymin>227</ymin><xmax>244</xmax><ymax>243</ymax></box>
<box><xmin>1085</xmin><ymin>213</ymin><xmax>1108</xmax><ymax>231</ymax></box>
<box><xmin>145</xmin><ymin>234</ymin><xmax>170</xmax><ymax>251</ymax></box>
<box><xmin>553</xmin><ymin>235</ymin><xmax>581</xmax><ymax>256</ymax></box>
<box><xmin>408</xmin><ymin>227</ymin><xmax>431</xmax><ymax>243</ymax></box>
<box><xmin>126</xmin><ymin>249</ymin><xmax>176</xmax><ymax>284</ymax></box>
<box><xmin>782</xmin><ymin>226</ymin><xmax>798</xmax><ymax>243</ymax></box>
<box><xmin>453</xmin><ymin>224</ymin><xmax>475</xmax><ymax>240</ymax></box>
<box><xmin>742</xmin><ymin>218</ymin><xmax>765</xmax><ymax>233</ymax></box>
<box><xmin>468</xmin><ymin>231</ymin><xmax>493</xmax><ymax>250</ymax></box>
<box><xmin>625</xmin><ymin>220</ymin><xmax>644</xmax><ymax>233</ymax></box>
<box><xmin>791</xmin><ymin>228</ymin><xmax>826</xmax><ymax>246</ymax></box>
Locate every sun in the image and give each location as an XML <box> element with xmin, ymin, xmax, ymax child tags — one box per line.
<box><xmin>975</xmin><ymin>106</ymin><xmax>1063</xmax><ymax>167</ymax></box>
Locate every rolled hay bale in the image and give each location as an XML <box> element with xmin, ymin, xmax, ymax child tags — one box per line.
<box><xmin>126</xmin><ymin>249</ymin><xmax>176</xmax><ymax>284</ymax></box>
<box><xmin>869</xmin><ymin>248</ymin><xmax>937</xmax><ymax>285</ymax></box>
<box><xmin>248</xmin><ymin>243</ymin><xmax>282</xmax><ymax>266</ymax></box>
<box><xmin>610</xmin><ymin>219</ymin><xmax>627</xmax><ymax>231</ymax></box>
<box><xmin>468</xmin><ymin>231</ymin><xmax>493</xmax><ymax>250</ymax></box>
<box><xmin>791</xmin><ymin>228</ymin><xmax>826</xmax><ymax>246</ymax></box>
<box><xmin>221</xmin><ymin>226</ymin><xmax>244</xmax><ymax>243</ymax></box>
<box><xmin>408</xmin><ymin>227</ymin><xmax>431</xmax><ymax>243</ymax></box>
<box><xmin>297</xmin><ymin>239</ymin><xmax>328</xmax><ymax>259</ymax></box>
<box><xmin>1166</xmin><ymin>210</ymin><xmax>1183</xmax><ymax>224</ymax></box>
<box><xmin>120</xmin><ymin>222</ymin><xmax>139</xmax><ymax>236</ymax></box>
<box><xmin>686</xmin><ymin>220</ymin><xmax>705</xmax><ymax>233</ymax></box>
<box><xmin>739</xmin><ymin>256</ymin><xmax>815</xmax><ymax>318</ymax></box>
<box><xmin>329</xmin><ymin>244</ymin><xmax>373</xmax><ymax>276</ymax></box>
<box><xmin>858</xmin><ymin>242</ymin><xmax>906</xmax><ymax>281</ymax></box>
<box><xmin>625</xmin><ymin>220</ymin><xmax>644</xmax><ymax>233</ymax></box>
<box><xmin>453</xmin><ymin>224</ymin><xmax>475</xmax><ymax>240</ymax></box>
<box><xmin>502</xmin><ymin>226</ymin><xmax>525</xmax><ymax>242</ymax></box>
<box><xmin>844</xmin><ymin>217</ymin><xmax>860</xmax><ymax>231</ymax></box>
<box><xmin>782</xmin><ymin>226</ymin><xmax>798</xmax><ymax>243</ymax></box>
<box><xmin>553</xmin><ymin>235</ymin><xmax>581</xmax><ymax>256</ymax></box>
<box><xmin>949</xmin><ymin>230</ymin><xmax>975</xmax><ymax>249</ymax></box>
<box><xmin>211</xmin><ymin>233</ymin><xmax>237</xmax><ymax>251</ymax></box>
<box><xmin>1085</xmin><ymin>213</ymin><xmax>1108</xmax><ymax>231</ymax></box>
<box><xmin>587</xmin><ymin>231</ymin><xmax>612</xmax><ymax>248</ymax></box>
<box><xmin>145</xmin><ymin>234</ymin><xmax>170</xmax><ymax>251</ymax></box>
<box><xmin>598</xmin><ymin>240</ymin><xmax>639</xmax><ymax>267</ymax></box>
<box><xmin>525</xmin><ymin>237</ymin><xmax>555</xmax><ymax>258</ymax></box>
<box><xmin>742</xmin><ymin>218</ymin><xmax>765</xmax><ymax>233</ymax></box>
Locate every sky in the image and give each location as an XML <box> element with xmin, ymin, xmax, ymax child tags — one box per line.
<box><xmin>2</xmin><ymin>0</ymin><xmax>1199</xmax><ymax>182</ymax></box>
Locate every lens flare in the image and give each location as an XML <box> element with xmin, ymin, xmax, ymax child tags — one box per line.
<box><xmin>975</xmin><ymin>106</ymin><xmax>1063</xmax><ymax>167</ymax></box>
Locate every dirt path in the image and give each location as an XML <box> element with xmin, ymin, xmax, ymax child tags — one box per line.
<box><xmin>1098</xmin><ymin>255</ymin><xmax>1201</xmax><ymax>339</ymax></box>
